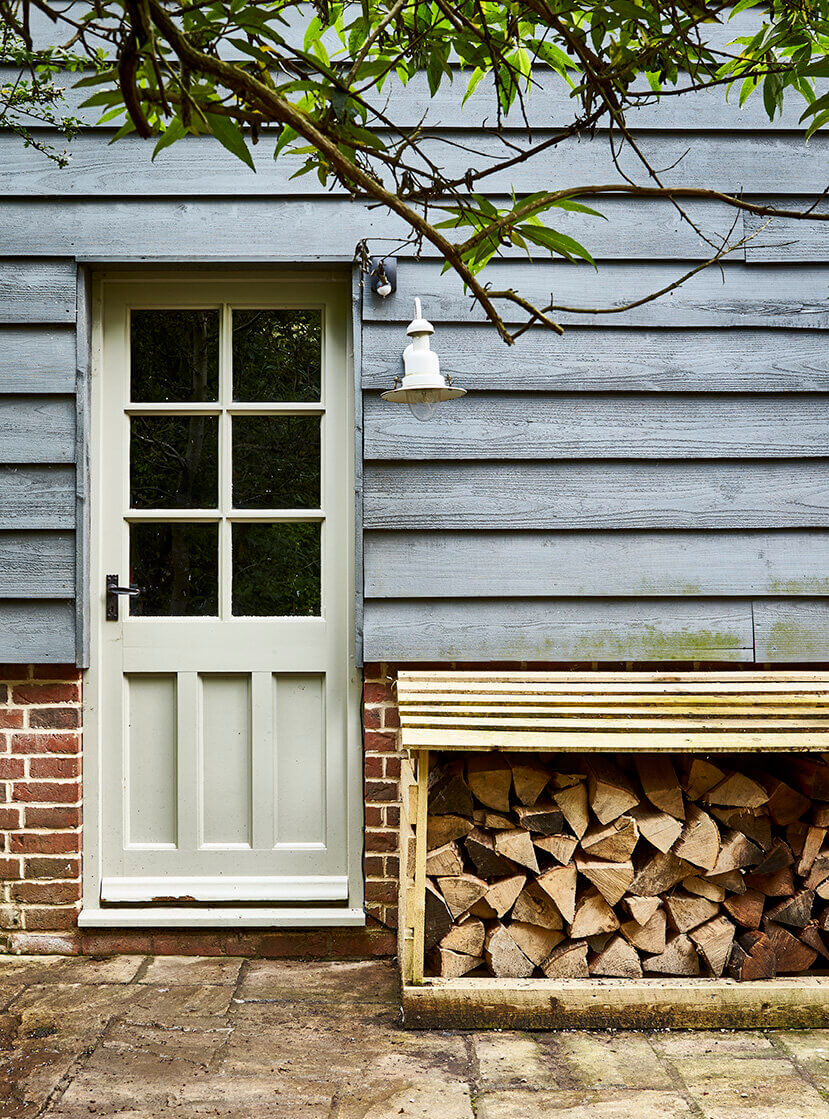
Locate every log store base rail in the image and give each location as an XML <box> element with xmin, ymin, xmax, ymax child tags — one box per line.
<box><xmin>397</xmin><ymin>671</ymin><xmax>829</xmax><ymax>1029</ymax></box>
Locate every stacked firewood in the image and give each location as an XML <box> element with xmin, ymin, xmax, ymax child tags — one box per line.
<box><xmin>421</xmin><ymin>753</ymin><xmax>829</xmax><ymax>980</ymax></box>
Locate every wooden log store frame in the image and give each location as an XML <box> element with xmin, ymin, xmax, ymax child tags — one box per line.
<box><xmin>397</xmin><ymin>670</ymin><xmax>829</xmax><ymax>1029</ymax></box>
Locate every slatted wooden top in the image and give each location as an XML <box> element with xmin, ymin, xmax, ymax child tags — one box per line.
<box><xmin>396</xmin><ymin>671</ymin><xmax>829</xmax><ymax>753</ymax></box>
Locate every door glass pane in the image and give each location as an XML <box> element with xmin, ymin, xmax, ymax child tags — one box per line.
<box><xmin>131</xmin><ymin>310</ymin><xmax>219</xmax><ymax>402</ymax></box>
<box><xmin>130</xmin><ymin>523</ymin><xmax>218</xmax><ymax>616</ymax></box>
<box><xmin>131</xmin><ymin>416</ymin><xmax>218</xmax><ymax>509</ymax></box>
<box><xmin>232</xmin><ymin>523</ymin><xmax>321</xmax><ymax>616</ymax></box>
<box><xmin>232</xmin><ymin>309</ymin><xmax>321</xmax><ymax>402</ymax></box>
<box><xmin>232</xmin><ymin>416</ymin><xmax>320</xmax><ymax>509</ymax></box>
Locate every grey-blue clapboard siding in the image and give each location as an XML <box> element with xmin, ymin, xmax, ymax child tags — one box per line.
<box><xmin>0</xmin><ymin>58</ymin><xmax>827</xmax><ymax>664</ymax></box>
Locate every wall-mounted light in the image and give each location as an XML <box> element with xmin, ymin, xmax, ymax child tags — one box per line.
<box><xmin>381</xmin><ymin>298</ymin><xmax>466</xmax><ymax>421</ymax></box>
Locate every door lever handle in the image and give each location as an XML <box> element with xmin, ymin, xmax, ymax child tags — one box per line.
<box><xmin>106</xmin><ymin>574</ymin><xmax>141</xmax><ymax>621</ymax></box>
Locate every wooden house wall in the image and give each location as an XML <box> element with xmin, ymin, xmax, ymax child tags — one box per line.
<box><xmin>0</xmin><ymin>54</ymin><xmax>826</xmax><ymax>664</ymax></box>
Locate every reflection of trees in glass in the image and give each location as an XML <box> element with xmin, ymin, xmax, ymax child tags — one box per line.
<box><xmin>232</xmin><ymin>417</ymin><xmax>320</xmax><ymax>509</ymax></box>
<box><xmin>233</xmin><ymin>310</ymin><xmax>321</xmax><ymax>402</ymax></box>
<box><xmin>131</xmin><ymin>310</ymin><xmax>219</xmax><ymax>402</ymax></box>
<box><xmin>131</xmin><ymin>416</ymin><xmax>218</xmax><ymax>509</ymax></box>
<box><xmin>131</xmin><ymin>523</ymin><xmax>218</xmax><ymax>616</ymax></box>
<box><xmin>233</xmin><ymin>523</ymin><xmax>321</xmax><ymax>616</ymax></box>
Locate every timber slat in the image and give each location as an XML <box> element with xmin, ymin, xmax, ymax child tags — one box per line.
<box><xmin>397</xmin><ymin>672</ymin><xmax>829</xmax><ymax>754</ymax></box>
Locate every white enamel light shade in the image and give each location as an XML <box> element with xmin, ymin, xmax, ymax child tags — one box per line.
<box><xmin>380</xmin><ymin>298</ymin><xmax>466</xmax><ymax>420</ymax></box>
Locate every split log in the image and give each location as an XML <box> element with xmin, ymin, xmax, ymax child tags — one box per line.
<box><xmin>575</xmin><ymin>854</ymin><xmax>634</xmax><ymax>907</ymax></box>
<box><xmin>707</xmin><ymin>829</ymin><xmax>762</xmax><ymax>875</ymax></box>
<box><xmin>464</xmin><ymin>828</ymin><xmax>519</xmax><ymax>878</ymax></box>
<box><xmin>728</xmin><ymin>930</ymin><xmax>776</xmax><ymax>980</ymax></box>
<box><xmin>427</xmin><ymin>815</ymin><xmax>473</xmax><ymax>850</ymax></box>
<box><xmin>467</xmin><ymin>756</ymin><xmax>513</xmax><ymax>813</ymax></box>
<box><xmin>704</xmin><ymin>772</ymin><xmax>769</xmax><ymax>809</ymax></box>
<box><xmin>812</xmin><ymin>805</ymin><xmax>829</xmax><ymax>827</ymax></box>
<box><xmin>621</xmin><ymin>909</ymin><xmax>667</xmax><ymax>955</ymax></box>
<box><xmin>690</xmin><ymin>916</ymin><xmax>735</xmax><ymax>978</ymax></box>
<box><xmin>508</xmin><ymin>921</ymin><xmax>564</xmax><ymax>966</ymax></box>
<box><xmin>429</xmin><ymin>768</ymin><xmax>474</xmax><ymax>818</ymax></box>
<box><xmin>534</xmin><ymin>834</ymin><xmax>578</xmax><ymax>866</ymax></box>
<box><xmin>541</xmin><ymin>940</ymin><xmax>589</xmax><ymax>979</ymax></box>
<box><xmin>710</xmin><ymin>807</ymin><xmax>772</xmax><ymax>853</ymax></box>
<box><xmin>707</xmin><ymin>869</ymin><xmax>747</xmax><ymax>894</ymax></box>
<box><xmin>765</xmin><ymin>778</ymin><xmax>811</xmax><ymax>826</ymax></box>
<box><xmin>683</xmin><ymin>876</ymin><xmax>726</xmax><ymax>903</ymax></box>
<box><xmin>673</xmin><ymin>805</ymin><xmax>720</xmax><ymax>871</ymax></box>
<box><xmin>799</xmin><ymin>921</ymin><xmax>829</xmax><ymax>961</ymax></box>
<box><xmin>474</xmin><ymin>810</ymin><xmax>514</xmax><ymax>830</ymax></box>
<box><xmin>623</xmin><ymin>895</ymin><xmax>662</xmax><ymax>926</ymax></box>
<box><xmin>631</xmin><ymin>851</ymin><xmax>695</xmax><ymax>897</ymax></box>
<box><xmin>424</xmin><ymin>882</ymin><xmax>453</xmax><ymax>950</ymax></box>
<box><xmin>511</xmin><ymin>881</ymin><xmax>564</xmax><ymax>929</ymax></box>
<box><xmin>723</xmin><ymin>889</ymin><xmax>765</xmax><ymax>929</ymax></box>
<box><xmin>440</xmin><ymin>915</ymin><xmax>485</xmax><ymax>957</ymax></box>
<box><xmin>553</xmin><ymin>782</ymin><xmax>590</xmax><ymax>840</ymax></box>
<box><xmin>484</xmin><ymin>924</ymin><xmax>534</xmax><ymax>978</ymax></box>
<box><xmin>763</xmin><ymin>921</ymin><xmax>818</xmax><ymax>973</ymax></box>
<box><xmin>485</xmin><ymin>874</ymin><xmax>527</xmax><ymax>919</ymax></box>
<box><xmin>745</xmin><ymin>864</ymin><xmax>795</xmax><ymax>897</ymax></box>
<box><xmin>587</xmin><ymin>932</ymin><xmax>614</xmax><ymax>954</ymax></box>
<box><xmin>586</xmin><ymin>759</ymin><xmax>639</xmax><ymax>824</ymax></box>
<box><xmin>804</xmin><ymin>855</ymin><xmax>829</xmax><ymax>891</ymax></box>
<box><xmin>665</xmin><ymin>892</ymin><xmax>720</xmax><ymax>934</ymax></box>
<box><xmin>569</xmin><ymin>888</ymin><xmax>620</xmax><ymax>939</ymax></box>
<box><xmin>635</xmin><ymin>756</ymin><xmax>685</xmax><ymax>820</ymax></box>
<box><xmin>509</xmin><ymin>757</ymin><xmax>551</xmax><ymax>806</ymax></box>
<box><xmin>628</xmin><ymin>806</ymin><xmax>683</xmax><ymax>854</ymax></box>
<box><xmin>752</xmin><ymin>837</ymin><xmax>794</xmax><ymax>877</ymax></box>
<box><xmin>796</xmin><ymin>826</ymin><xmax>827</xmax><ymax>877</ymax></box>
<box><xmin>467</xmin><ymin>897</ymin><xmax>498</xmax><ymax>919</ymax></box>
<box><xmin>514</xmin><ymin>802</ymin><xmax>566</xmax><ymax>836</ymax></box>
<box><xmin>787</xmin><ymin>822</ymin><xmax>809</xmax><ymax>858</ymax></box>
<box><xmin>643</xmin><ymin>934</ymin><xmax>700</xmax><ymax>976</ymax></box>
<box><xmin>678</xmin><ymin>758</ymin><xmax>725</xmax><ymax>800</ymax></box>
<box><xmin>549</xmin><ymin>771</ymin><xmax>587</xmax><ymax>791</ymax></box>
<box><xmin>425</xmin><ymin>842</ymin><xmax>464</xmax><ymax>878</ymax></box>
<box><xmin>785</xmin><ymin>759</ymin><xmax>829</xmax><ymax>803</ymax></box>
<box><xmin>590</xmin><ymin>934</ymin><xmax>643</xmax><ymax>978</ymax></box>
<box><xmin>581</xmin><ymin>816</ymin><xmax>639</xmax><ymax>863</ymax></box>
<box><xmin>765</xmin><ymin>889</ymin><xmax>814</xmax><ymax>929</ymax></box>
<box><xmin>432</xmin><ymin>948</ymin><xmax>483</xmax><ymax>978</ymax></box>
<box><xmin>536</xmin><ymin>864</ymin><xmax>578</xmax><ymax>924</ymax></box>
<box><xmin>494</xmin><ymin>828</ymin><xmax>539</xmax><ymax>873</ymax></box>
<box><xmin>437</xmin><ymin>873</ymin><xmax>489</xmax><ymax>920</ymax></box>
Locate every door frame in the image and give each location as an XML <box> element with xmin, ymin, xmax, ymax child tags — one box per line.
<box><xmin>80</xmin><ymin>267</ymin><xmax>365</xmax><ymax>928</ymax></box>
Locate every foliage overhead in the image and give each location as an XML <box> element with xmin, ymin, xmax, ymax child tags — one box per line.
<box><xmin>1</xmin><ymin>0</ymin><xmax>828</xmax><ymax>340</ymax></box>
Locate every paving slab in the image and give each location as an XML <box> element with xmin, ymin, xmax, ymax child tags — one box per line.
<box><xmin>476</xmin><ymin>1088</ymin><xmax>696</xmax><ymax>1118</ymax></box>
<box><xmin>550</xmin><ymin>1031</ymin><xmax>672</xmax><ymax>1091</ymax></box>
<box><xmin>121</xmin><ymin>982</ymin><xmax>235</xmax><ymax>1026</ymax></box>
<box><xmin>667</xmin><ymin>1054</ymin><xmax>829</xmax><ymax>1119</ymax></box>
<box><xmin>473</xmin><ymin>1032</ymin><xmax>555</xmax><ymax>1089</ymax></box>
<box><xmin>139</xmin><ymin>955</ymin><xmax>243</xmax><ymax>986</ymax></box>
<box><xmin>774</xmin><ymin>1030</ymin><xmax>829</xmax><ymax>1092</ymax></box>
<box><xmin>238</xmin><ymin>957</ymin><xmax>398</xmax><ymax>1002</ymax></box>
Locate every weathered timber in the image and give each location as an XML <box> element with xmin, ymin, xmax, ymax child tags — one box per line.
<box><xmin>665</xmin><ymin>892</ymin><xmax>720</xmax><ymax>934</ymax></box>
<box><xmin>628</xmin><ymin>806</ymin><xmax>683</xmax><ymax>854</ymax></box>
<box><xmin>729</xmin><ymin>931</ymin><xmax>777</xmax><ymax>980</ymax></box>
<box><xmin>514</xmin><ymin>802</ymin><xmax>566</xmax><ymax>836</ymax></box>
<box><xmin>590</xmin><ymin>935</ymin><xmax>643</xmax><ymax>979</ymax></box>
<box><xmin>764</xmin><ymin>922</ymin><xmax>818</xmax><ymax>974</ymax></box>
<box><xmin>635</xmin><ymin>756</ymin><xmax>685</xmax><ymax>820</ymax></box>
<box><xmin>534</xmin><ymin>834</ymin><xmax>579</xmax><ymax>865</ymax></box>
<box><xmin>673</xmin><ymin>805</ymin><xmax>721</xmax><ymax>871</ymax></box>
<box><xmin>440</xmin><ymin>916</ymin><xmax>485</xmax><ymax>957</ymax></box>
<box><xmin>690</xmin><ymin>916</ymin><xmax>735</xmax><ymax>978</ymax></box>
<box><xmin>425</xmin><ymin>842</ymin><xmax>464</xmax><ymax>878</ymax></box>
<box><xmin>580</xmin><ymin>816</ymin><xmax>639</xmax><ymax>863</ymax></box>
<box><xmin>752</xmin><ymin>838</ymin><xmax>794</xmax><ymax>877</ymax></box>
<box><xmin>429</xmin><ymin>769</ymin><xmax>474</xmax><ymax>818</ymax></box>
<box><xmin>536</xmin><ymin>865</ymin><xmax>578</xmax><ymax>924</ymax></box>
<box><xmin>541</xmin><ymin>940</ymin><xmax>590</xmax><ymax>979</ymax></box>
<box><xmin>745</xmin><ymin>865</ymin><xmax>796</xmax><ymax>897</ymax></box>
<box><xmin>766</xmin><ymin>889</ymin><xmax>815</xmax><ymax>930</ymax></box>
<box><xmin>427</xmin><ymin>815</ymin><xmax>473</xmax><ymax>851</ymax></box>
<box><xmin>621</xmin><ymin>909</ymin><xmax>667</xmax><ymax>955</ymax></box>
<box><xmin>723</xmin><ymin>890</ymin><xmax>766</xmax><ymax>929</ymax></box>
<box><xmin>707</xmin><ymin>829</ymin><xmax>762</xmax><ymax>875</ymax></box>
<box><xmin>432</xmin><ymin>948</ymin><xmax>483</xmax><ymax>979</ymax></box>
<box><xmin>424</xmin><ymin>883</ymin><xmax>453</xmax><ymax>950</ymax></box>
<box><xmin>710</xmin><ymin>807</ymin><xmax>772</xmax><ymax>852</ymax></box>
<box><xmin>799</xmin><ymin>922</ymin><xmax>829</xmax><ymax>961</ymax></box>
<box><xmin>569</xmin><ymin>889</ymin><xmax>620</xmax><ymax>939</ymax></box>
<box><xmin>464</xmin><ymin>829</ymin><xmax>518</xmax><ymax>878</ymax></box>
<box><xmin>575</xmin><ymin>855</ymin><xmax>635</xmax><ymax>908</ymax></box>
<box><xmin>631</xmin><ymin>851</ymin><xmax>696</xmax><ymax>897</ymax></box>
<box><xmin>494</xmin><ymin>829</ymin><xmax>539</xmax><ymax>873</ymax></box>
<box><xmin>484</xmin><ymin>924</ymin><xmax>534</xmax><ymax>979</ymax></box>
<box><xmin>643</xmin><ymin>934</ymin><xmax>701</xmax><ymax>977</ymax></box>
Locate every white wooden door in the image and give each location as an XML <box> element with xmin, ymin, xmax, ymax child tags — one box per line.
<box><xmin>92</xmin><ymin>275</ymin><xmax>359</xmax><ymax>911</ymax></box>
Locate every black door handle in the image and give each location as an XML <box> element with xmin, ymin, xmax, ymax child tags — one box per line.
<box><xmin>106</xmin><ymin>574</ymin><xmax>141</xmax><ymax>620</ymax></box>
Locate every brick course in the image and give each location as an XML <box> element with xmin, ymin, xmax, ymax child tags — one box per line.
<box><xmin>362</xmin><ymin>662</ymin><xmax>404</xmax><ymax>930</ymax></box>
<box><xmin>0</xmin><ymin>665</ymin><xmax>83</xmax><ymax>938</ymax></box>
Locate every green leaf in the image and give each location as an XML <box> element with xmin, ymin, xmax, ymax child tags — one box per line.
<box><xmin>205</xmin><ymin>112</ymin><xmax>256</xmax><ymax>171</ymax></box>
<box><xmin>519</xmin><ymin>224</ymin><xmax>596</xmax><ymax>266</ymax></box>
<box><xmin>152</xmin><ymin>116</ymin><xmax>187</xmax><ymax>159</ymax></box>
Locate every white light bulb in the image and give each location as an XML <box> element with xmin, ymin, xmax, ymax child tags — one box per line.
<box><xmin>407</xmin><ymin>391</ymin><xmax>438</xmax><ymax>422</ymax></box>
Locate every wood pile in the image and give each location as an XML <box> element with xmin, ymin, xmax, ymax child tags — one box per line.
<box><xmin>421</xmin><ymin>753</ymin><xmax>829</xmax><ymax>980</ymax></box>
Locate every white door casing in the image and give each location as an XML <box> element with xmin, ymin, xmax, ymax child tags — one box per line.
<box><xmin>81</xmin><ymin>273</ymin><xmax>364</xmax><ymax>927</ymax></box>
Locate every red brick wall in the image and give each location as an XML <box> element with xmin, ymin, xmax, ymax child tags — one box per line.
<box><xmin>0</xmin><ymin>664</ymin><xmax>83</xmax><ymax>945</ymax></box>
<box><xmin>0</xmin><ymin>663</ymin><xmax>399</xmax><ymax>958</ymax></box>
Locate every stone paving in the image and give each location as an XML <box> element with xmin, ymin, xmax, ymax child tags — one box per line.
<box><xmin>1</xmin><ymin>955</ymin><xmax>828</xmax><ymax>1118</ymax></box>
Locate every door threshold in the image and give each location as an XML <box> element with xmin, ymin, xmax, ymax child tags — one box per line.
<box><xmin>79</xmin><ymin>906</ymin><xmax>366</xmax><ymax>928</ymax></box>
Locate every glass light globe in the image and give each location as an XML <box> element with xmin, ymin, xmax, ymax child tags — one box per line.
<box><xmin>407</xmin><ymin>390</ymin><xmax>438</xmax><ymax>422</ymax></box>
